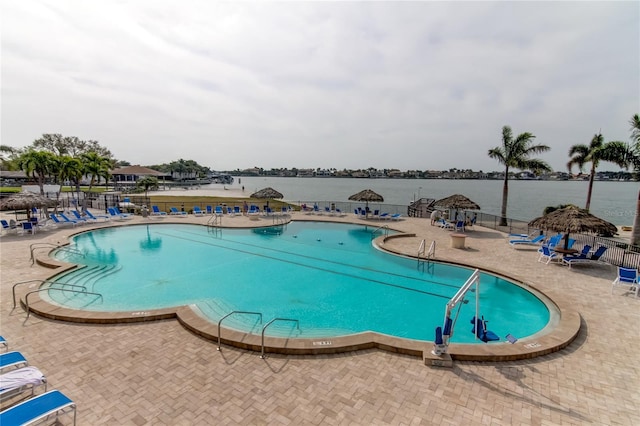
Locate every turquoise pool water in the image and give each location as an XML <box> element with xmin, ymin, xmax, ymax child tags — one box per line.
<box><xmin>49</xmin><ymin>222</ymin><xmax>550</xmax><ymax>343</ymax></box>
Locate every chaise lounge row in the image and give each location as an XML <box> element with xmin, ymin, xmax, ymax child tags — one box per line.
<box><xmin>0</xmin><ymin>338</ymin><xmax>76</xmax><ymax>425</ymax></box>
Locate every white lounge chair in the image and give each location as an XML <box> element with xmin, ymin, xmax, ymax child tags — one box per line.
<box><xmin>0</xmin><ymin>366</ymin><xmax>47</xmax><ymax>402</ymax></box>
<box><xmin>509</xmin><ymin>234</ymin><xmax>545</xmax><ymax>247</ymax></box>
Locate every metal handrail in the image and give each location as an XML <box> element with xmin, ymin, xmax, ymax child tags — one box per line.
<box><xmin>260</xmin><ymin>318</ymin><xmax>300</xmax><ymax>359</ymax></box>
<box><xmin>370</xmin><ymin>224</ymin><xmax>389</xmax><ymax>239</ymax></box>
<box><xmin>24</xmin><ymin>287</ymin><xmax>102</xmax><ymax>322</ymax></box>
<box><xmin>29</xmin><ymin>242</ymin><xmax>84</xmax><ymax>265</ymax></box>
<box><xmin>426</xmin><ymin>240</ymin><xmax>436</xmax><ymax>259</ymax></box>
<box><xmin>12</xmin><ymin>279</ymin><xmax>85</xmax><ymax>308</ymax></box>
<box><xmin>207</xmin><ymin>214</ymin><xmax>221</xmax><ymax>227</ymax></box>
<box><xmin>217</xmin><ymin>311</ymin><xmax>263</xmax><ymax>350</ymax></box>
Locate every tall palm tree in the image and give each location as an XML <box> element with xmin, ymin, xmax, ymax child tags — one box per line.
<box><xmin>629</xmin><ymin>114</ymin><xmax>640</xmax><ymax>246</ymax></box>
<box><xmin>17</xmin><ymin>150</ymin><xmax>57</xmax><ymax>195</ymax></box>
<box><xmin>488</xmin><ymin>126</ymin><xmax>551</xmax><ymax>226</ymax></box>
<box><xmin>57</xmin><ymin>155</ymin><xmax>84</xmax><ymax>209</ymax></box>
<box><xmin>567</xmin><ymin>133</ymin><xmax>631</xmax><ymax>211</ymax></box>
<box><xmin>81</xmin><ymin>152</ymin><xmax>112</xmax><ymax>191</ymax></box>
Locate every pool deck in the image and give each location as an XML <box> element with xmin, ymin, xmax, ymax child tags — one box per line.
<box><xmin>1</xmin><ymin>211</ymin><xmax>639</xmax><ymax>424</ymax></box>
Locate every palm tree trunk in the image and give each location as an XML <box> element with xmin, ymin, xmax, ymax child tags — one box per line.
<box><xmin>500</xmin><ymin>169</ymin><xmax>509</xmax><ymax>226</ymax></box>
<box><xmin>585</xmin><ymin>164</ymin><xmax>596</xmax><ymax>211</ymax></box>
<box><xmin>631</xmin><ymin>188</ymin><xmax>640</xmax><ymax>247</ymax></box>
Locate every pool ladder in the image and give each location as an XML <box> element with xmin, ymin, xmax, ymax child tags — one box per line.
<box><xmin>370</xmin><ymin>224</ymin><xmax>390</xmax><ymax>239</ymax></box>
<box><xmin>216</xmin><ymin>311</ymin><xmax>299</xmax><ymax>359</ymax></box>
<box><xmin>417</xmin><ymin>240</ymin><xmax>436</xmax><ymax>271</ymax></box>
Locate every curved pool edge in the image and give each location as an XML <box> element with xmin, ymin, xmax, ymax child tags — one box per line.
<box><xmin>24</xmin><ymin>219</ymin><xmax>582</xmax><ymax>362</ymax></box>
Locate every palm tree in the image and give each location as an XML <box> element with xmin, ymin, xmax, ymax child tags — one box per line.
<box><xmin>629</xmin><ymin>114</ymin><xmax>640</xmax><ymax>246</ymax></box>
<box><xmin>488</xmin><ymin>126</ymin><xmax>551</xmax><ymax>226</ymax></box>
<box><xmin>17</xmin><ymin>150</ymin><xmax>57</xmax><ymax>195</ymax></box>
<box><xmin>57</xmin><ymin>155</ymin><xmax>84</xmax><ymax>210</ymax></box>
<box><xmin>81</xmin><ymin>152</ymin><xmax>112</xmax><ymax>191</ymax></box>
<box><xmin>136</xmin><ymin>175</ymin><xmax>158</xmax><ymax>198</ymax></box>
<box><xmin>567</xmin><ymin>133</ymin><xmax>631</xmax><ymax>211</ymax></box>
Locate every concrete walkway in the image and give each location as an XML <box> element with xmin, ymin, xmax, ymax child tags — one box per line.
<box><xmin>1</xmin><ymin>212</ymin><xmax>638</xmax><ymax>425</ymax></box>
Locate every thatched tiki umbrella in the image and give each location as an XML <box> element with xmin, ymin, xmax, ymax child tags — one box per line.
<box><xmin>348</xmin><ymin>189</ymin><xmax>384</xmax><ymax>214</ymax></box>
<box><xmin>528</xmin><ymin>205</ymin><xmax>617</xmax><ymax>249</ymax></box>
<box><xmin>434</xmin><ymin>194</ymin><xmax>480</xmax><ymax>220</ymax></box>
<box><xmin>0</xmin><ymin>191</ymin><xmax>58</xmax><ymax>218</ymax></box>
<box><xmin>250</xmin><ymin>187</ymin><xmax>284</xmax><ymax>208</ymax></box>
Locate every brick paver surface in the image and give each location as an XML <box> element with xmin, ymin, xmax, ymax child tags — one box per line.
<box><xmin>1</xmin><ymin>213</ymin><xmax>638</xmax><ymax>425</ymax></box>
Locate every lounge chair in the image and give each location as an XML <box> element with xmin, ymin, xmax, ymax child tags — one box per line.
<box><xmin>107</xmin><ymin>207</ymin><xmax>130</xmax><ymax>220</ymax></box>
<box><xmin>1</xmin><ymin>220</ymin><xmax>16</xmax><ymax>234</ymax></box>
<box><xmin>0</xmin><ymin>366</ymin><xmax>47</xmax><ymax>402</ymax></box>
<box><xmin>206</xmin><ymin>205</ymin><xmax>213</xmax><ymax>215</ymax></box>
<box><xmin>509</xmin><ymin>234</ymin><xmax>545</xmax><ymax>247</ymax></box>
<box><xmin>59</xmin><ymin>213</ymin><xmax>84</xmax><ymax>225</ymax></box>
<box><xmin>391</xmin><ymin>213</ymin><xmax>403</xmax><ymax>221</ymax></box>
<box><xmin>71</xmin><ymin>210</ymin><xmax>94</xmax><ymax>223</ymax></box>
<box><xmin>214</xmin><ymin>206</ymin><xmax>224</xmax><ymax>215</ymax></box>
<box><xmin>454</xmin><ymin>220</ymin><xmax>464</xmax><ymax>231</ymax></box>
<box><xmin>561</xmin><ymin>245</ymin><xmax>591</xmax><ymax>267</ymax></box>
<box><xmin>611</xmin><ymin>267</ymin><xmax>639</xmax><ymax>298</ymax></box>
<box><xmin>151</xmin><ymin>206</ymin><xmax>167</xmax><ymax>216</ymax></box>
<box><xmin>0</xmin><ymin>352</ymin><xmax>28</xmax><ymax>372</ymax></box>
<box><xmin>0</xmin><ymin>389</ymin><xmax>76</xmax><ymax>426</ymax></box>
<box><xmin>85</xmin><ymin>210</ymin><xmax>110</xmax><ymax>222</ymax></box>
<box><xmin>234</xmin><ymin>206</ymin><xmax>241</xmax><ymax>215</ymax></box>
<box><xmin>563</xmin><ymin>246</ymin><xmax>608</xmax><ymax>268</ymax></box>
<box><xmin>193</xmin><ymin>206</ymin><xmax>205</xmax><ymax>216</ymax></box>
<box><xmin>18</xmin><ymin>222</ymin><xmax>36</xmax><ymax>235</ymax></box>
<box><xmin>169</xmin><ymin>207</ymin><xmax>187</xmax><ymax>216</ymax></box>
<box><xmin>379</xmin><ymin>212</ymin><xmax>390</xmax><ymax>220</ymax></box>
<box><xmin>49</xmin><ymin>214</ymin><xmax>77</xmax><ymax>227</ymax></box>
<box><xmin>438</xmin><ymin>218</ymin><xmax>453</xmax><ymax>229</ymax></box>
<box><xmin>248</xmin><ymin>205</ymin><xmax>259</xmax><ymax>216</ymax></box>
<box><xmin>537</xmin><ymin>245</ymin><xmax>558</xmax><ymax>264</ymax></box>
<box><xmin>0</xmin><ymin>336</ymin><xmax>6</xmax><ymax>352</ymax></box>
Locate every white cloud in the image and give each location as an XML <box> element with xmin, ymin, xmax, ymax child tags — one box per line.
<box><xmin>2</xmin><ymin>0</ymin><xmax>638</xmax><ymax>172</ymax></box>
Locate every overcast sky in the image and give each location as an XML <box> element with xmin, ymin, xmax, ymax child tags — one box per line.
<box><xmin>1</xmin><ymin>1</ymin><xmax>638</xmax><ymax>172</ymax></box>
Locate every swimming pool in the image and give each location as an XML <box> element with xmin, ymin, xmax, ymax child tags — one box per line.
<box><xmin>48</xmin><ymin>222</ymin><xmax>550</xmax><ymax>344</ymax></box>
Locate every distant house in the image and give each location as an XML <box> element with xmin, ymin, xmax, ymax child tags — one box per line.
<box><xmin>110</xmin><ymin>165</ymin><xmax>169</xmax><ymax>185</ymax></box>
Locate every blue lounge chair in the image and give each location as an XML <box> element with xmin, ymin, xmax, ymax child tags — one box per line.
<box><xmin>248</xmin><ymin>205</ymin><xmax>259</xmax><ymax>216</ymax></box>
<box><xmin>70</xmin><ymin>210</ymin><xmax>93</xmax><ymax>223</ymax></box>
<box><xmin>563</xmin><ymin>246</ymin><xmax>607</xmax><ymax>268</ymax></box>
<box><xmin>193</xmin><ymin>206</ymin><xmax>205</xmax><ymax>216</ymax></box>
<box><xmin>214</xmin><ymin>206</ymin><xmax>224</xmax><ymax>215</ymax></box>
<box><xmin>0</xmin><ymin>336</ymin><xmax>6</xmax><ymax>352</ymax></box>
<box><xmin>1</xmin><ymin>220</ymin><xmax>15</xmax><ymax>234</ymax></box>
<box><xmin>59</xmin><ymin>213</ymin><xmax>83</xmax><ymax>225</ymax></box>
<box><xmin>561</xmin><ymin>245</ymin><xmax>591</xmax><ymax>267</ymax></box>
<box><xmin>151</xmin><ymin>206</ymin><xmax>167</xmax><ymax>216</ymax></box>
<box><xmin>0</xmin><ymin>389</ymin><xmax>76</xmax><ymax>426</ymax></box>
<box><xmin>19</xmin><ymin>221</ymin><xmax>36</xmax><ymax>235</ymax></box>
<box><xmin>537</xmin><ymin>245</ymin><xmax>558</xmax><ymax>264</ymax></box>
<box><xmin>206</xmin><ymin>205</ymin><xmax>213</xmax><ymax>215</ymax></box>
<box><xmin>391</xmin><ymin>213</ymin><xmax>403</xmax><ymax>221</ymax></box>
<box><xmin>108</xmin><ymin>207</ymin><xmax>133</xmax><ymax>220</ymax></box>
<box><xmin>611</xmin><ymin>267</ymin><xmax>639</xmax><ymax>298</ymax></box>
<box><xmin>84</xmin><ymin>210</ymin><xmax>110</xmax><ymax>221</ymax></box>
<box><xmin>453</xmin><ymin>219</ymin><xmax>464</xmax><ymax>230</ymax></box>
<box><xmin>509</xmin><ymin>234</ymin><xmax>545</xmax><ymax>247</ymax></box>
<box><xmin>169</xmin><ymin>207</ymin><xmax>187</xmax><ymax>216</ymax></box>
<box><xmin>0</xmin><ymin>351</ymin><xmax>28</xmax><ymax>372</ymax></box>
<box><xmin>49</xmin><ymin>214</ymin><xmax>77</xmax><ymax>227</ymax></box>
<box><xmin>234</xmin><ymin>206</ymin><xmax>241</xmax><ymax>215</ymax></box>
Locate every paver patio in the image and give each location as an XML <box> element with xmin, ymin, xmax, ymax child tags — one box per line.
<box><xmin>1</xmin><ymin>212</ymin><xmax>638</xmax><ymax>425</ymax></box>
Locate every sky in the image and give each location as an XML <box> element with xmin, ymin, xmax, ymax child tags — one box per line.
<box><xmin>1</xmin><ymin>1</ymin><xmax>638</xmax><ymax>172</ymax></box>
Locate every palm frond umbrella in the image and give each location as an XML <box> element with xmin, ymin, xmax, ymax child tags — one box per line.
<box><xmin>348</xmin><ymin>189</ymin><xmax>384</xmax><ymax>214</ymax></box>
<box><xmin>250</xmin><ymin>187</ymin><xmax>284</xmax><ymax>208</ymax></box>
<box><xmin>0</xmin><ymin>191</ymin><xmax>58</xmax><ymax>218</ymax></box>
<box><xmin>528</xmin><ymin>205</ymin><xmax>617</xmax><ymax>249</ymax></box>
<box><xmin>434</xmin><ymin>194</ymin><xmax>480</xmax><ymax>220</ymax></box>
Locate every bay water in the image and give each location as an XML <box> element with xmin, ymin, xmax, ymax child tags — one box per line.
<box><xmin>209</xmin><ymin>177</ymin><xmax>636</xmax><ymax>226</ymax></box>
